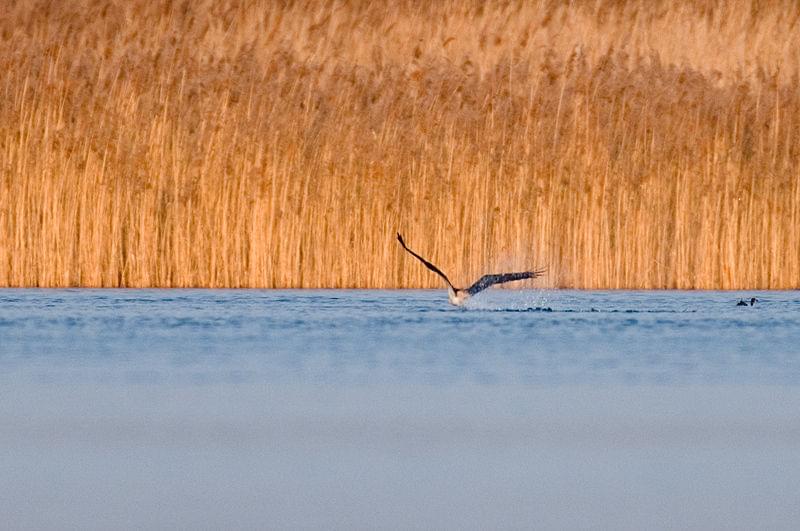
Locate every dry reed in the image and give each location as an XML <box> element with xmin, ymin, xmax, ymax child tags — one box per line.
<box><xmin>1</xmin><ymin>0</ymin><xmax>799</xmax><ymax>289</ymax></box>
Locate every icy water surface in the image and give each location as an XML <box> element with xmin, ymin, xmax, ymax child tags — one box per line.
<box><xmin>1</xmin><ymin>289</ymin><xmax>800</xmax><ymax>529</ymax></box>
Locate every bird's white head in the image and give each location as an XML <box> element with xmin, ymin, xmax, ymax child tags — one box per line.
<box><xmin>447</xmin><ymin>287</ymin><xmax>470</xmax><ymax>307</ymax></box>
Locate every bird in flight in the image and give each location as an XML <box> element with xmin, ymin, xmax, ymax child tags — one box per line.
<box><xmin>397</xmin><ymin>233</ymin><xmax>545</xmax><ymax>306</ymax></box>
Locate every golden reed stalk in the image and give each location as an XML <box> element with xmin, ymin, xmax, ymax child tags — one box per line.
<box><xmin>1</xmin><ymin>0</ymin><xmax>799</xmax><ymax>289</ymax></box>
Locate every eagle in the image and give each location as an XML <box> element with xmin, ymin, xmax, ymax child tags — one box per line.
<box><xmin>397</xmin><ymin>233</ymin><xmax>545</xmax><ymax>306</ymax></box>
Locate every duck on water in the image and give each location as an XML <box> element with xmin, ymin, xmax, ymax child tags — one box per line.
<box><xmin>737</xmin><ymin>297</ymin><xmax>758</xmax><ymax>306</ymax></box>
<box><xmin>396</xmin><ymin>233</ymin><xmax>545</xmax><ymax>306</ymax></box>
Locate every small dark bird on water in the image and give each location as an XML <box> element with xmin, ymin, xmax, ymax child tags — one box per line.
<box><xmin>737</xmin><ymin>297</ymin><xmax>758</xmax><ymax>306</ymax></box>
<box><xmin>396</xmin><ymin>233</ymin><xmax>545</xmax><ymax>306</ymax></box>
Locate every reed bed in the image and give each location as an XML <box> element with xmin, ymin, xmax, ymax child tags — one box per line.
<box><xmin>1</xmin><ymin>0</ymin><xmax>799</xmax><ymax>289</ymax></box>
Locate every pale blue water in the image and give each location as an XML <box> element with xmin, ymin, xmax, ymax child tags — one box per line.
<box><xmin>1</xmin><ymin>289</ymin><xmax>800</xmax><ymax>529</ymax></box>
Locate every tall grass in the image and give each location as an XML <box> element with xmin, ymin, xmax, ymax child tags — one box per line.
<box><xmin>1</xmin><ymin>0</ymin><xmax>799</xmax><ymax>289</ymax></box>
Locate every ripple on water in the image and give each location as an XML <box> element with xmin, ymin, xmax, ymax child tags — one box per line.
<box><xmin>0</xmin><ymin>289</ymin><xmax>797</xmax><ymax>386</ymax></box>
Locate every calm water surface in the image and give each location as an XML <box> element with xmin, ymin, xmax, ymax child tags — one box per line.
<box><xmin>1</xmin><ymin>289</ymin><xmax>799</xmax><ymax>529</ymax></box>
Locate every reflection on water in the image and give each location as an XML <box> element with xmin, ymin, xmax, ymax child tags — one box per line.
<box><xmin>1</xmin><ymin>289</ymin><xmax>800</xmax><ymax>530</ymax></box>
<box><xmin>1</xmin><ymin>289</ymin><xmax>799</xmax><ymax>385</ymax></box>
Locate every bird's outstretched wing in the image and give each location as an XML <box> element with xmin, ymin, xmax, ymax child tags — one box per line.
<box><xmin>466</xmin><ymin>268</ymin><xmax>546</xmax><ymax>296</ymax></box>
<box><xmin>396</xmin><ymin>233</ymin><xmax>456</xmax><ymax>290</ymax></box>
